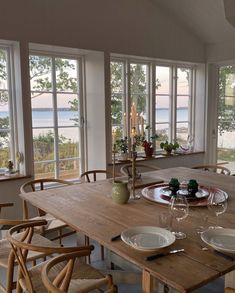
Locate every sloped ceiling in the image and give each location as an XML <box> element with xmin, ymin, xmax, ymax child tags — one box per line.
<box><xmin>153</xmin><ymin>0</ymin><xmax>235</xmax><ymax>45</ymax></box>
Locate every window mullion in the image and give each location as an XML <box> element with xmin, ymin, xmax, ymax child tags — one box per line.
<box><xmin>171</xmin><ymin>66</ymin><xmax>177</xmax><ymax>141</ymax></box>
<box><xmin>51</xmin><ymin>57</ymin><xmax>59</xmax><ymax>179</ymax></box>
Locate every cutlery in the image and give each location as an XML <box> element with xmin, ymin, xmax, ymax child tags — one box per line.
<box><xmin>214</xmin><ymin>250</ymin><xmax>234</xmax><ymax>261</ymax></box>
<box><xmin>111</xmin><ymin>234</ymin><xmax>121</xmax><ymax>241</ymax></box>
<box><xmin>145</xmin><ymin>248</ymin><xmax>185</xmax><ymax>261</ymax></box>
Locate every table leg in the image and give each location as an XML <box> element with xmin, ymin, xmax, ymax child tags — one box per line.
<box><xmin>142</xmin><ymin>269</ymin><xmax>153</xmax><ymax>293</ymax></box>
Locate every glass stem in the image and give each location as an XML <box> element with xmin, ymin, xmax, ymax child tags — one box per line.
<box><xmin>215</xmin><ymin>214</ymin><xmax>218</xmax><ymax>227</ymax></box>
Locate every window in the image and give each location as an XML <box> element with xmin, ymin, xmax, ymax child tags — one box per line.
<box><xmin>111</xmin><ymin>56</ymin><xmax>195</xmax><ymax>152</ymax></box>
<box><xmin>0</xmin><ymin>45</ymin><xmax>17</xmax><ymax>169</ymax></box>
<box><xmin>217</xmin><ymin>65</ymin><xmax>235</xmax><ymax>173</ymax></box>
<box><xmin>29</xmin><ymin>53</ymin><xmax>83</xmax><ymax>180</ymax></box>
<box><xmin>155</xmin><ymin>66</ymin><xmax>193</xmax><ymax>148</ymax></box>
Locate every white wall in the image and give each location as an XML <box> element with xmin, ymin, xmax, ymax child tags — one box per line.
<box><xmin>0</xmin><ymin>0</ymin><xmax>204</xmax><ymax>63</ymax></box>
<box><xmin>0</xmin><ymin>0</ymin><xmax>206</xmax><ymax>218</ymax></box>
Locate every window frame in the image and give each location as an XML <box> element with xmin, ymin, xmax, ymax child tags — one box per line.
<box><xmin>29</xmin><ymin>50</ymin><xmax>85</xmax><ymax>179</ymax></box>
<box><xmin>0</xmin><ymin>42</ymin><xmax>19</xmax><ymax>169</ymax></box>
<box><xmin>111</xmin><ymin>56</ymin><xmax>196</xmax><ymax>150</ymax></box>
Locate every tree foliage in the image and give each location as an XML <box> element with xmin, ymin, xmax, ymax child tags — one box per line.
<box><xmin>218</xmin><ymin>66</ymin><xmax>235</xmax><ymax>135</ymax></box>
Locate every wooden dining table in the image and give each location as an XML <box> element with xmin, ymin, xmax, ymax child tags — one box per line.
<box><xmin>19</xmin><ymin>167</ymin><xmax>235</xmax><ymax>293</ymax></box>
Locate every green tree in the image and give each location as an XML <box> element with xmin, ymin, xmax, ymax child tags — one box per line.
<box><xmin>218</xmin><ymin>66</ymin><xmax>235</xmax><ymax>135</ymax></box>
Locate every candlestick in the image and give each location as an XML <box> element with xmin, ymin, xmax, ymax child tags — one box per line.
<box><xmin>112</xmin><ymin>143</ymin><xmax>116</xmax><ymax>182</ymax></box>
<box><xmin>131</xmin><ymin>144</ymin><xmax>140</xmax><ymax>200</ymax></box>
<box><xmin>123</xmin><ymin>112</ymin><xmax>127</xmax><ymax>138</ymax></box>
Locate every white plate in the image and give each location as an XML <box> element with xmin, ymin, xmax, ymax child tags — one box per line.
<box><xmin>121</xmin><ymin>226</ymin><xmax>175</xmax><ymax>252</ymax></box>
<box><xmin>201</xmin><ymin>228</ymin><xmax>235</xmax><ymax>253</ymax></box>
<box><xmin>160</xmin><ymin>186</ymin><xmax>209</xmax><ymax>199</ymax></box>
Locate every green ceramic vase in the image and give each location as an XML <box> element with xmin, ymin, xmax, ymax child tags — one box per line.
<box><xmin>112</xmin><ymin>181</ymin><xmax>130</xmax><ymax>204</ymax></box>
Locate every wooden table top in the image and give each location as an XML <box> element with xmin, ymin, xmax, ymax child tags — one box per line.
<box><xmin>20</xmin><ymin>167</ymin><xmax>235</xmax><ymax>293</ymax></box>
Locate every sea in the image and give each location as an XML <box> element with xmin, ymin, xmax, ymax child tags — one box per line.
<box><xmin>0</xmin><ymin>108</ymin><xmax>188</xmax><ymax>126</ymax></box>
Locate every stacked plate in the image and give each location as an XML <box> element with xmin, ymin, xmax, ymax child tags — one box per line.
<box><xmin>121</xmin><ymin>226</ymin><xmax>175</xmax><ymax>252</ymax></box>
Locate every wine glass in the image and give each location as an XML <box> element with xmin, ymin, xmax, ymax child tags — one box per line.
<box><xmin>207</xmin><ymin>188</ymin><xmax>227</xmax><ymax>228</ymax></box>
<box><xmin>169</xmin><ymin>193</ymin><xmax>189</xmax><ymax>239</ymax></box>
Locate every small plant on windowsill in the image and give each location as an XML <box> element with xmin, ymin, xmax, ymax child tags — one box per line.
<box><xmin>116</xmin><ymin>137</ymin><xmax>129</xmax><ymax>161</ymax></box>
<box><xmin>135</xmin><ymin>126</ymin><xmax>159</xmax><ymax>158</ymax></box>
<box><xmin>160</xmin><ymin>141</ymin><xmax>179</xmax><ymax>155</ymax></box>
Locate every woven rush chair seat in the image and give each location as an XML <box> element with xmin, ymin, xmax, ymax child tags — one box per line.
<box><xmin>21</xmin><ymin>256</ymin><xmax>114</xmax><ymax>293</ymax></box>
<box><xmin>20</xmin><ymin>178</ymin><xmax>76</xmax><ymax>244</ymax></box>
<box><xmin>0</xmin><ymin>203</ymin><xmax>59</xmax><ymax>293</ymax></box>
<box><xmin>7</xmin><ymin>220</ymin><xmax>115</xmax><ymax>293</ymax></box>
<box><xmin>41</xmin><ymin>251</ymin><xmax>117</xmax><ymax>293</ymax></box>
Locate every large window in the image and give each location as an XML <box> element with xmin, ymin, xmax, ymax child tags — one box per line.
<box><xmin>29</xmin><ymin>53</ymin><xmax>83</xmax><ymax>180</ymax></box>
<box><xmin>217</xmin><ymin>65</ymin><xmax>235</xmax><ymax>172</ymax></box>
<box><xmin>0</xmin><ymin>46</ymin><xmax>17</xmax><ymax>169</ymax></box>
<box><xmin>111</xmin><ymin>57</ymin><xmax>194</xmax><ymax>152</ymax></box>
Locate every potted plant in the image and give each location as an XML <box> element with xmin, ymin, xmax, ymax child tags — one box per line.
<box><xmin>135</xmin><ymin>125</ymin><xmax>159</xmax><ymax>157</ymax></box>
<box><xmin>116</xmin><ymin>137</ymin><xmax>128</xmax><ymax>160</ymax></box>
<box><xmin>160</xmin><ymin>141</ymin><xmax>179</xmax><ymax>155</ymax></box>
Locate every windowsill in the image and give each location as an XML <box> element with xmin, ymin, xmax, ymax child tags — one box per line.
<box><xmin>109</xmin><ymin>150</ymin><xmax>205</xmax><ymax>166</ymax></box>
<box><xmin>0</xmin><ymin>174</ymin><xmax>30</xmax><ymax>182</ymax></box>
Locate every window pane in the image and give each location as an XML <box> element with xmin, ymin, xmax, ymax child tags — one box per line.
<box><xmin>176</xmin><ymin>122</ymin><xmax>189</xmax><ymax>144</ymax></box>
<box><xmin>57</xmin><ymin>93</ymin><xmax>79</xmax><ymax>126</ymax></box>
<box><xmin>156</xmin><ymin>66</ymin><xmax>170</xmax><ymax>95</ymax></box>
<box><xmin>34</xmin><ymin>162</ymin><xmax>55</xmax><ymax>180</ymax></box>
<box><xmin>0</xmin><ymin>49</ymin><xmax>8</xmax><ymax>89</ymax></box>
<box><xmin>155</xmin><ymin>124</ymin><xmax>169</xmax><ymax>149</ymax></box>
<box><xmin>31</xmin><ymin>93</ymin><xmax>53</xmax><ymax>127</ymax></box>
<box><xmin>111</xmin><ymin>61</ymin><xmax>124</xmax><ymax>93</ymax></box>
<box><xmin>177</xmin><ymin>96</ymin><xmax>189</xmax><ymax>122</ymax></box>
<box><xmin>156</xmin><ymin>96</ymin><xmax>170</xmax><ymax>123</ymax></box>
<box><xmin>59</xmin><ymin>159</ymin><xmax>80</xmax><ymax>180</ymax></box>
<box><xmin>30</xmin><ymin>55</ymin><xmax>52</xmax><ymax>92</ymax></box>
<box><xmin>58</xmin><ymin>128</ymin><xmax>79</xmax><ymax>159</ymax></box>
<box><xmin>55</xmin><ymin>58</ymin><xmax>78</xmax><ymax>93</ymax></box>
<box><xmin>177</xmin><ymin>68</ymin><xmax>190</xmax><ymax>95</ymax></box>
<box><xmin>33</xmin><ymin>129</ymin><xmax>55</xmax><ymax>161</ymax></box>
<box><xmin>0</xmin><ymin>131</ymin><xmax>10</xmax><ymax>167</ymax></box>
<box><xmin>130</xmin><ymin>63</ymin><xmax>148</xmax><ymax>115</ymax></box>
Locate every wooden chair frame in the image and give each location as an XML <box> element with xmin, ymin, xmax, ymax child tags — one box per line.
<box><xmin>41</xmin><ymin>251</ymin><xmax>117</xmax><ymax>293</ymax></box>
<box><xmin>80</xmin><ymin>170</ymin><xmax>111</xmax><ymax>262</ymax></box>
<box><xmin>120</xmin><ymin>163</ymin><xmax>160</xmax><ymax>178</ymax></box>
<box><xmin>0</xmin><ymin>203</ymin><xmax>57</xmax><ymax>293</ymax></box>
<box><xmin>80</xmin><ymin>170</ymin><xmax>111</xmax><ymax>183</ymax></box>
<box><xmin>192</xmin><ymin>165</ymin><xmax>231</xmax><ymax>175</ymax></box>
<box><xmin>7</xmin><ymin>220</ymin><xmax>94</xmax><ymax>293</ymax></box>
<box><xmin>20</xmin><ymin>178</ymin><xmax>76</xmax><ymax>244</ymax></box>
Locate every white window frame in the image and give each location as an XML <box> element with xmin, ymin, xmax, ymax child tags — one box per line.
<box><xmin>0</xmin><ymin>41</ymin><xmax>19</xmax><ymax>169</ymax></box>
<box><xmin>29</xmin><ymin>49</ymin><xmax>85</xmax><ymax>179</ymax></box>
<box><xmin>111</xmin><ymin>55</ymin><xmax>196</xmax><ymax>150</ymax></box>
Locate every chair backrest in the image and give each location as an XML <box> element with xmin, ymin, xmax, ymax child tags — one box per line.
<box><xmin>80</xmin><ymin>170</ymin><xmax>111</xmax><ymax>183</ymax></box>
<box><xmin>120</xmin><ymin>163</ymin><xmax>160</xmax><ymax>177</ymax></box>
<box><xmin>20</xmin><ymin>178</ymin><xmax>74</xmax><ymax>219</ymax></box>
<box><xmin>7</xmin><ymin>220</ymin><xmax>93</xmax><ymax>293</ymax></box>
<box><xmin>41</xmin><ymin>250</ymin><xmax>92</xmax><ymax>293</ymax></box>
<box><xmin>192</xmin><ymin>165</ymin><xmax>231</xmax><ymax>175</ymax></box>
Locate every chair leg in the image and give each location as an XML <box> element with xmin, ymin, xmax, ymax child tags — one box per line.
<box><xmin>85</xmin><ymin>235</ymin><xmax>91</xmax><ymax>264</ymax></box>
<box><xmin>101</xmin><ymin>244</ymin><xmax>105</xmax><ymax>260</ymax></box>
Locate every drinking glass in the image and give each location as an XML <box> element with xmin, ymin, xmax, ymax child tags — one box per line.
<box><xmin>169</xmin><ymin>193</ymin><xmax>189</xmax><ymax>239</ymax></box>
<box><xmin>207</xmin><ymin>188</ymin><xmax>227</xmax><ymax>228</ymax></box>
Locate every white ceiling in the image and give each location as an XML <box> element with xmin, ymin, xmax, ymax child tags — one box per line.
<box><xmin>153</xmin><ymin>0</ymin><xmax>235</xmax><ymax>45</ymax></box>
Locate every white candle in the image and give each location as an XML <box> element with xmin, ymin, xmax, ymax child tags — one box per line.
<box><xmin>131</xmin><ymin>127</ymin><xmax>136</xmax><ymax>145</ymax></box>
<box><xmin>112</xmin><ymin>129</ymin><xmax>116</xmax><ymax>147</ymax></box>
<box><xmin>123</xmin><ymin>112</ymin><xmax>127</xmax><ymax>138</ymax></box>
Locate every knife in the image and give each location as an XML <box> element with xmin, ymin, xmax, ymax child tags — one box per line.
<box><xmin>145</xmin><ymin>249</ymin><xmax>185</xmax><ymax>261</ymax></box>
